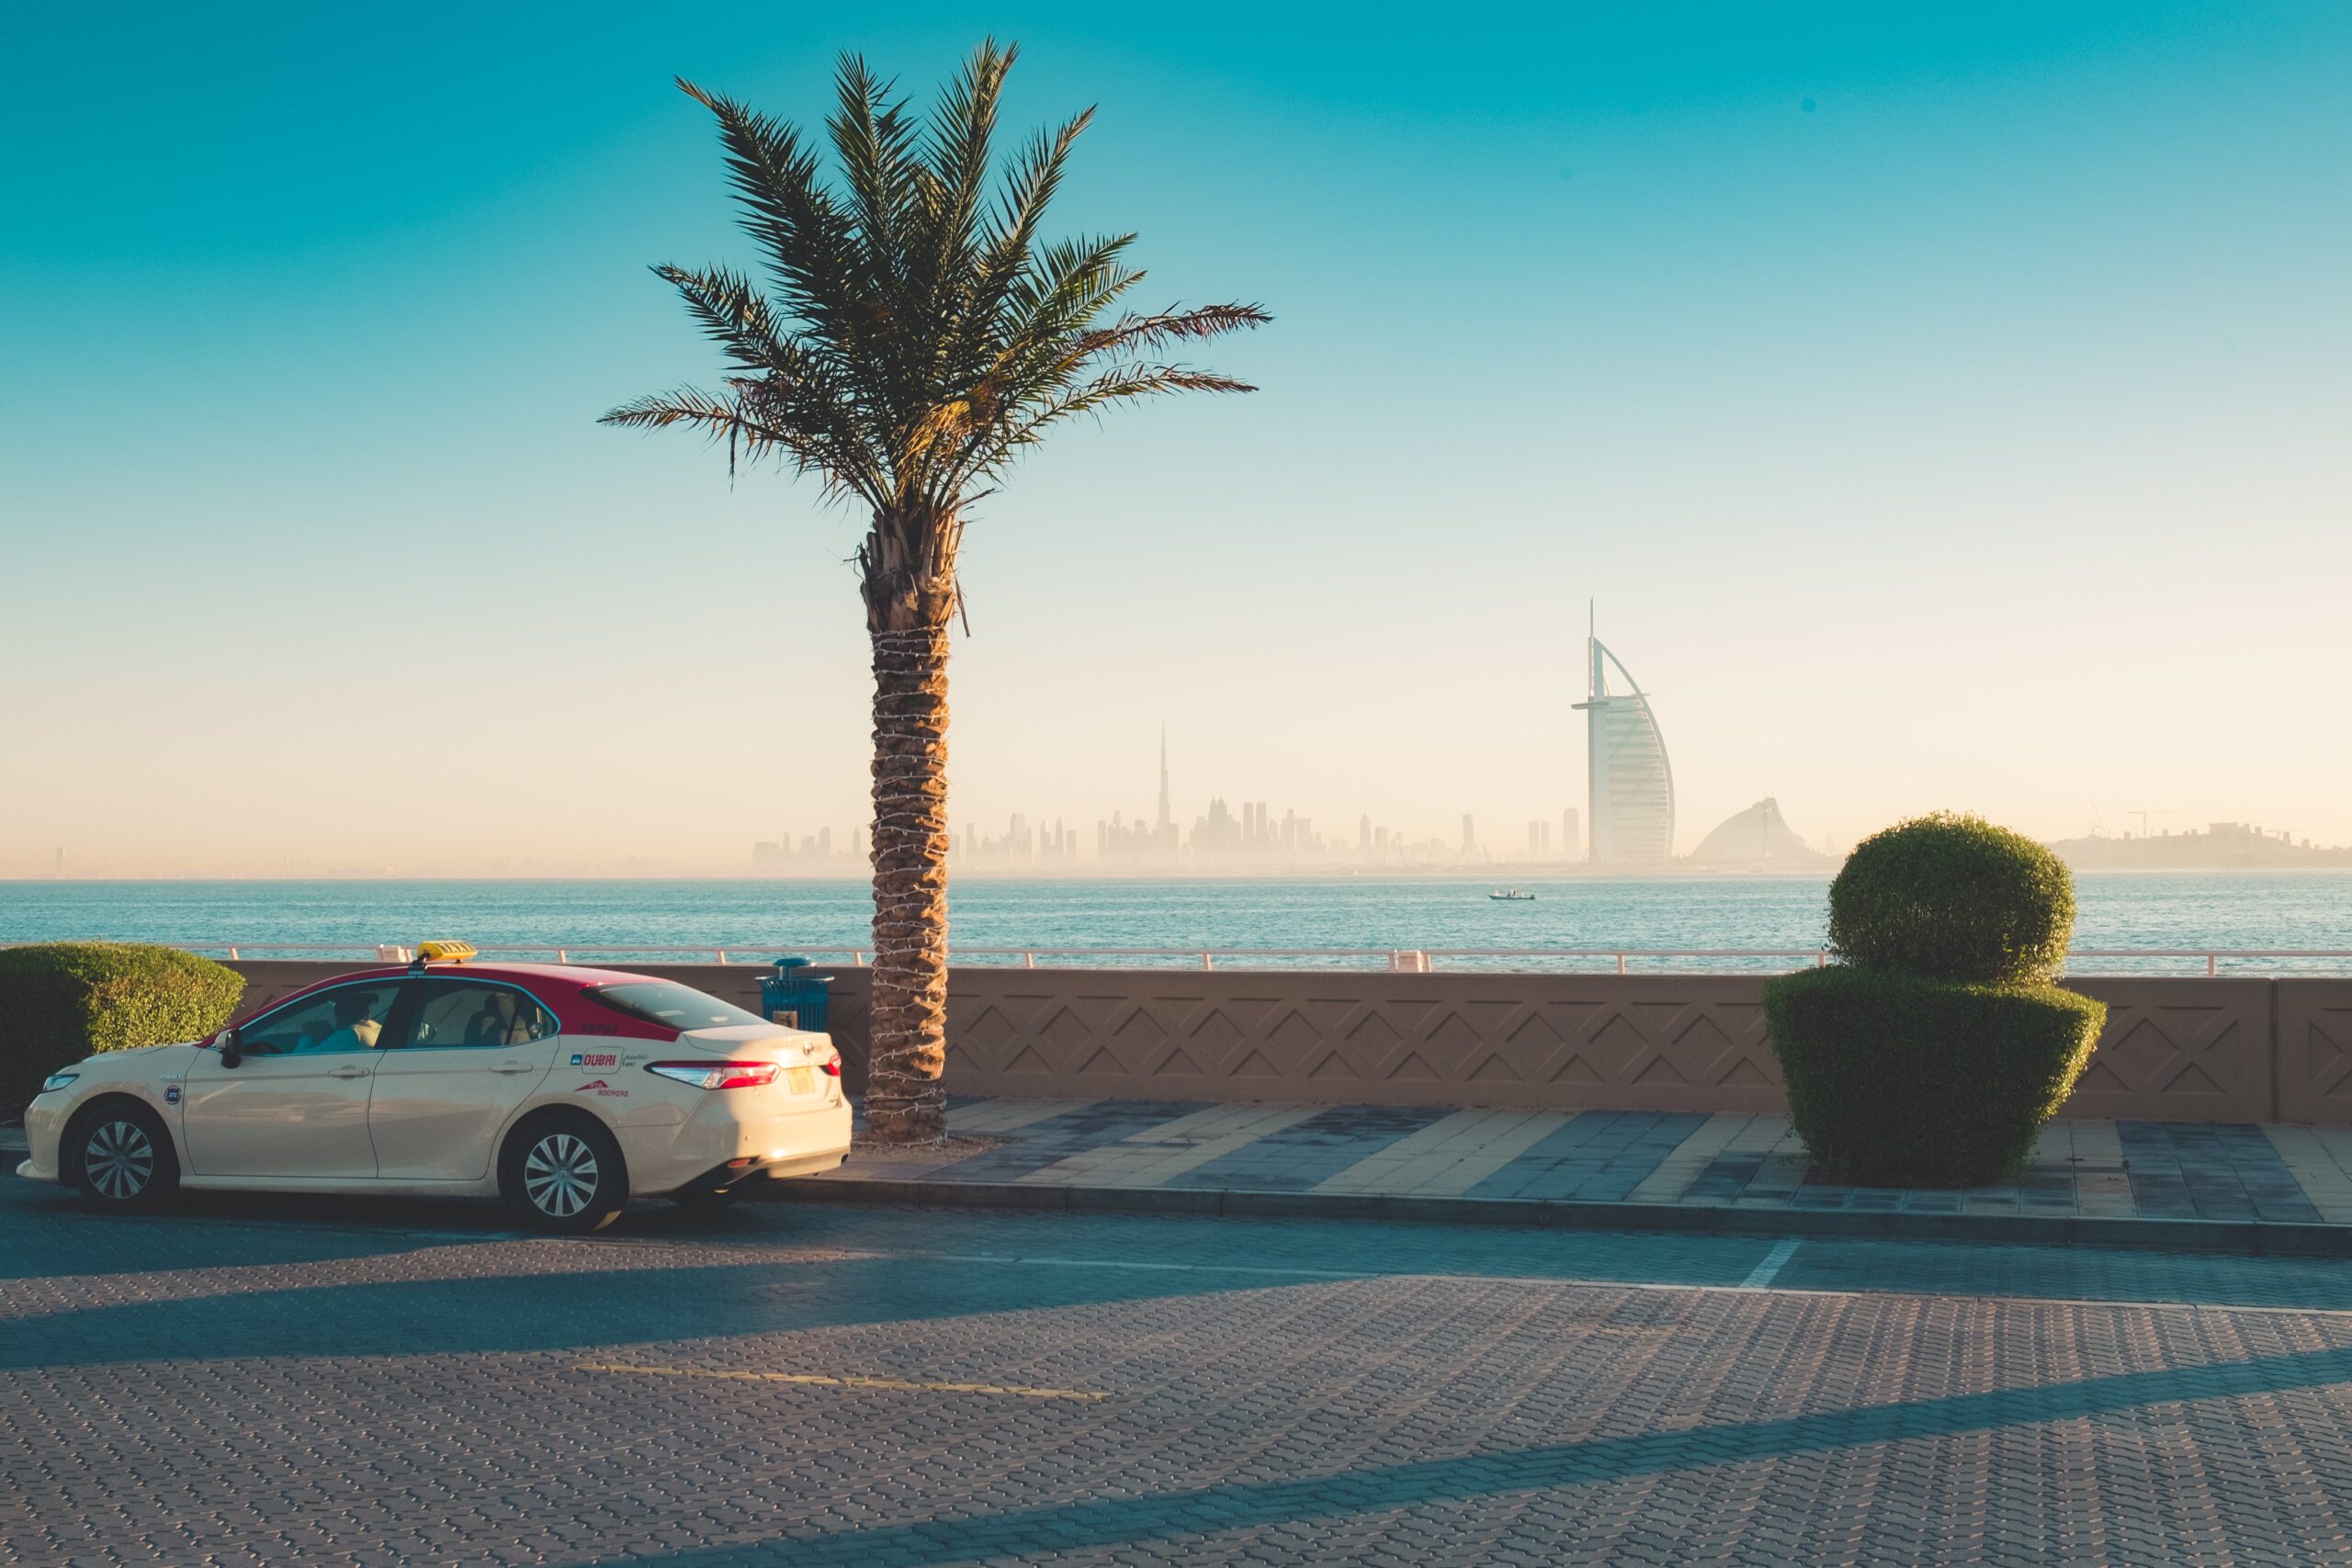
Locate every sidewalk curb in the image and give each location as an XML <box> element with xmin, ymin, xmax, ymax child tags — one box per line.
<box><xmin>778</xmin><ymin>1175</ymin><xmax>2352</xmax><ymax>1258</ymax></box>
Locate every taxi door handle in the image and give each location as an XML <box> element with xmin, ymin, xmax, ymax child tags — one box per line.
<box><xmin>490</xmin><ymin>1062</ymin><xmax>535</xmax><ymax>1075</ymax></box>
<box><xmin>329</xmin><ymin>1065</ymin><xmax>372</xmax><ymax>1079</ymax></box>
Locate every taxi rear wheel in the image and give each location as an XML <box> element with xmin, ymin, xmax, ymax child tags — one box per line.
<box><xmin>69</xmin><ymin>1101</ymin><xmax>179</xmax><ymax>1213</ymax></box>
<box><xmin>500</xmin><ymin>1113</ymin><xmax>627</xmax><ymax>1234</ymax></box>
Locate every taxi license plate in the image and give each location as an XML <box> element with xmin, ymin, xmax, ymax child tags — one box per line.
<box><xmin>787</xmin><ymin>1066</ymin><xmax>816</xmax><ymax>1095</ymax></box>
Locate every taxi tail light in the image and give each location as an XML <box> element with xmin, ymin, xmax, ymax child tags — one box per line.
<box><xmin>647</xmin><ymin>1061</ymin><xmax>779</xmax><ymax>1091</ymax></box>
<box><xmin>821</xmin><ymin>1060</ymin><xmax>842</xmax><ymax>1077</ymax></box>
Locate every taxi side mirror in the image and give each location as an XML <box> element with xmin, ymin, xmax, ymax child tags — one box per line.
<box><xmin>215</xmin><ymin>1027</ymin><xmax>242</xmax><ymax>1069</ymax></box>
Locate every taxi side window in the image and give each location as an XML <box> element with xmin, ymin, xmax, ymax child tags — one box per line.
<box><xmin>239</xmin><ymin>987</ymin><xmax>397</xmax><ymax>1055</ymax></box>
<box><xmin>403</xmin><ymin>982</ymin><xmax>559</xmax><ymax>1049</ymax></box>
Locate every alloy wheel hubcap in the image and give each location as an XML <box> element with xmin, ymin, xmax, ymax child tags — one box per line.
<box><xmin>85</xmin><ymin>1120</ymin><xmax>154</xmax><ymax>1200</ymax></box>
<box><xmin>523</xmin><ymin>1134</ymin><xmax>599</xmax><ymax>1217</ymax></box>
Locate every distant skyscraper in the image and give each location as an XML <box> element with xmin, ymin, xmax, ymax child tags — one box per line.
<box><xmin>1563</xmin><ymin>807</ymin><xmax>1580</xmax><ymax>859</ymax></box>
<box><xmin>1573</xmin><ymin>606</ymin><xmax>1675</xmax><ymax>865</ymax></box>
<box><xmin>1461</xmin><ymin>814</ymin><xmax>1476</xmax><ymax>854</ymax></box>
<box><xmin>1157</xmin><ymin>727</ymin><xmax>1172</xmax><ymax>833</ymax></box>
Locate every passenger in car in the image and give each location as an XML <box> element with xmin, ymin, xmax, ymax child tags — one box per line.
<box><xmin>466</xmin><ymin>991</ymin><xmax>535</xmax><ymax>1046</ymax></box>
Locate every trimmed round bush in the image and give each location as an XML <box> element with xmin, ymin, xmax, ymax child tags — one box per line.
<box><xmin>0</xmin><ymin>943</ymin><xmax>244</xmax><ymax>1113</ymax></box>
<box><xmin>1770</xmin><ymin>812</ymin><xmax>2104</xmax><ymax>1185</ymax></box>
<box><xmin>1764</xmin><ymin>965</ymin><xmax>2103</xmax><ymax>1185</ymax></box>
<box><xmin>1828</xmin><ymin>812</ymin><xmax>2075</xmax><ymax>986</ymax></box>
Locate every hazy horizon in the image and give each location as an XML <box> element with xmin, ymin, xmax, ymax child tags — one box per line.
<box><xmin>10</xmin><ymin>852</ymin><xmax>2348</xmax><ymax>886</ymax></box>
<box><xmin>7</xmin><ymin>4</ymin><xmax>2347</xmax><ymax>878</ymax></box>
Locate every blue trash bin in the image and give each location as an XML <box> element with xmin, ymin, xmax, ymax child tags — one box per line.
<box><xmin>759</xmin><ymin>956</ymin><xmax>831</xmax><ymax>1032</ymax></box>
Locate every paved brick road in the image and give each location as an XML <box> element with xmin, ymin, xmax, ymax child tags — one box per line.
<box><xmin>9</xmin><ymin>1177</ymin><xmax>2352</xmax><ymax>1564</ymax></box>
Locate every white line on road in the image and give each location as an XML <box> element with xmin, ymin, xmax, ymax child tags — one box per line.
<box><xmin>1737</xmin><ymin>1238</ymin><xmax>1802</xmax><ymax>1290</ymax></box>
<box><xmin>575</xmin><ymin>1361</ymin><xmax>1106</xmax><ymax>1401</ymax></box>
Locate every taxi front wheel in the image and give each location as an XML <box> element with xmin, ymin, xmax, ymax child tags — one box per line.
<box><xmin>500</xmin><ymin>1113</ymin><xmax>627</xmax><ymax>1234</ymax></box>
<box><xmin>69</xmin><ymin>1101</ymin><xmax>180</xmax><ymax>1213</ymax></box>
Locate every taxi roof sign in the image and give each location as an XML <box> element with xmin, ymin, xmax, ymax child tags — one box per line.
<box><xmin>413</xmin><ymin>940</ymin><xmax>478</xmax><ymax>968</ymax></box>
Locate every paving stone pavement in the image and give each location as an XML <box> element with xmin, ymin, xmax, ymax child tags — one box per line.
<box><xmin>809</xmin><ymin>1100</ymin><xmax>2352</xmax><ymax>1251</ymax></box>
<box><xmin>14</xmin><ymin>1167</ymin><xmax>2352</xmax><ymax>1563</ymax></box>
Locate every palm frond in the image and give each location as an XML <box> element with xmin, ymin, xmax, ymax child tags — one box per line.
<box><xmin>598</xmin><ymin>385</ymin><xmax>791</xmax><ymax>476</ymax></box>
<box><xmin>674</xmin><ymin>81</ymin><xmax>834</xmax><ymax>297</ymax></box>
<box><xmin>920</xmin><ymin>39</ymin><xmax>1012</xmax><ymax>280</ymax></box>
<box><xmin>650</xmin><ymin>263</ymin><xmax>789</xmax><ymax>372</ymax></box>
<box><xmin>1069</xmin><ymin>302</ymin><xmax>1273</xmax><ymax>361</ymax></box>
<box><xmin>827</xmin><ymin>54</ymin><xmax>922</xmax><ymax>261</ymax></box>
<box><xmin>988</xmin><ymin>232</ymin><xmax>1144</xmax><ymax>392</ymax></box>
<box><xmin>985</xmin><ymin>363</ymin><xmax>1258</xmax><ymax>465</ymax></box>
<box><xmin>978</xmin><ymin>109</ymin><xmax>1091</xmax><ymax>283</ymax></box>
<box><xmin>950</xmin><ymin>104</ymin><xmax>1091</xmax><ymax>369</ymax></box>
<box><xmin>826</xmin><ymin>54</ymin><xmax>923</xmax><ymax>392</ymax></box>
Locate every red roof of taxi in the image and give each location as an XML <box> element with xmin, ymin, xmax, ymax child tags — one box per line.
<box><xmin>446</xmin><ymin>962</ymin><xmax>656</xmax><ymax>987</ymax></box>
<box><xmin>337</xmin><ymin>962</ymin><xmax>651</xmax><ymax>988</ymax></box>
<box><xmin>254</xmin><ymin>961</ymin><xmax>665</xmax><ymax>1005</ymax></box>
<box><xmin>231</xmin><ymin>959</ymin><xmax>708</xmax><ymax>1040</ymax></box>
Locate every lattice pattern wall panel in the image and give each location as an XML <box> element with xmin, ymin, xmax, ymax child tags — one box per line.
<box><xmin>2057</xmin><ymin>979</ymin><xmax>2273</xmax><ymax>1122</ymax></box>
<box><xmin>2278</xmin><ymin>982</ymin><xmax>2352</xmax><ymax>1124</ymax></box>
<box><xmin>937</xmin><ymin>972</ymin><xmax>1788</xmax><ymax>1112</ymax></box>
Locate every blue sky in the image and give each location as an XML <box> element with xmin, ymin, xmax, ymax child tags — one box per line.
<box><xmin>5</xmin><ymin>3</ymin><xmax>2348</xmax><ymax>874</ymax></box>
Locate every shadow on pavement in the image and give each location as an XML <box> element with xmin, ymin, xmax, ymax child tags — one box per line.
<box><xmin>0</xmin><ymin>1180</ymin><xmax>501</xmax><ymax>1280</ymax></box>
<box><xmin>560</xmin><ymin>1338</ymin><xmax>2352</xmax><ymax>1566</ymax></box>
<box><xmin>0</xmin><ymin>1170</ymin><xmax>842</xmax><ymax>1280</ymax></box>
<box><xmin>0</xmin><ymin>1243</ymin><xmax>1317</xmax><ymax>1371</ymax></box>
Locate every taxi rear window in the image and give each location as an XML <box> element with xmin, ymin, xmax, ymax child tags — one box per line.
<box><xmin>587</xmin><ymin>981</ymin><xmax>768</xmax><ymax>1032</ymax></box>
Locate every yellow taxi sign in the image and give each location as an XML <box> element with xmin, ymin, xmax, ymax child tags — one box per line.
<box><xmin>415</xmin><ymin>941</ymin><xmax>478</xmax><ymax>964</ymax></box>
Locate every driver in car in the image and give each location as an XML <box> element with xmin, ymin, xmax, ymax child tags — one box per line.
<box><xmin>313</xmin><ymin>993</ymin><xmax>382</xmax><ymax>1052</ymax></box>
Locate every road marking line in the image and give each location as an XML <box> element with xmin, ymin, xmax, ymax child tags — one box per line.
<box><xmin>574</xmin><ymin>1361</ymin><xmax>1107</xmax><ymax>1402</ymax></box>
<box><xmin>1737</xmin><ymin>1238</ymin><xmax>1802</xmax><ymax>1290</ymax></box>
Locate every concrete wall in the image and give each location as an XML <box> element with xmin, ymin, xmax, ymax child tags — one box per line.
<box><xmin>220</xmin><ymin>961</ymin><xmax>2352</xmax><ymax>1124</ymax></box>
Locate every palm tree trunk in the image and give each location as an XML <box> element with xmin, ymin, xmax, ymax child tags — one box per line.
<box><xmin>863</xmin><ymin>619</ymin><xmax>951</xmax><ymax>1144</ymax></box>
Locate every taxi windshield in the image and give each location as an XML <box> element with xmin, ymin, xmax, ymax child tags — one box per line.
<box><xmin>588</xmin><ymin>981</ymin><xmax>769</xmax><ymax>1032</ymax></box>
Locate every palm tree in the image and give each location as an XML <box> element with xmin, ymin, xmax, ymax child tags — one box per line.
<box><xmin>605</xmin><ymin>42</ymin><xmax>1266</xmax><ymax>1144</ymax></box>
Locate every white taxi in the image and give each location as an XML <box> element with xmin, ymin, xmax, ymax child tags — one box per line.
<box><xmin>16</xmin><ymin>943</ymin><xmax>850</xmax><ymax>1232</ymax></box>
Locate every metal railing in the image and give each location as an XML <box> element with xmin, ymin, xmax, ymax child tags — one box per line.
<box><xmin>12</xmin><ymin>940</ymin><xmax>2352</xmax><ymax>976</ymax></box>
<box><xmin>2068</xmin><ymin>948</ymin><xmax>2352</xmax><ymax>977</ymax></box>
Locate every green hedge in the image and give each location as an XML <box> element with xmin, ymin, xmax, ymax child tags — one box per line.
<box><xmin>1828</xmin><ymin>812</ymin><xmax>2075</xmax><ymax>986</ymax></box>
<box><xmin>0</xmin><ymin>943</ymin><xmax>245</xmax><ymax>1113</ymax></box>
<box><xmin>1764</xmin><ymin>964</ymin><xmax>2104</xmax><ymax>1185</ymax></box>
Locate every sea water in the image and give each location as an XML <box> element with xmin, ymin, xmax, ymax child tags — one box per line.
<box><xmin>1</xmin><ymin>873</ymin><xmax>2347</xmax><ymax>973</ymax></box>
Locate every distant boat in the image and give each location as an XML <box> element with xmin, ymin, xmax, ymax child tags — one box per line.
<box><xmin>1488</xmin><ymin>887</ymin><xmax>1536</xmax><ymax>901</ymax></box>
